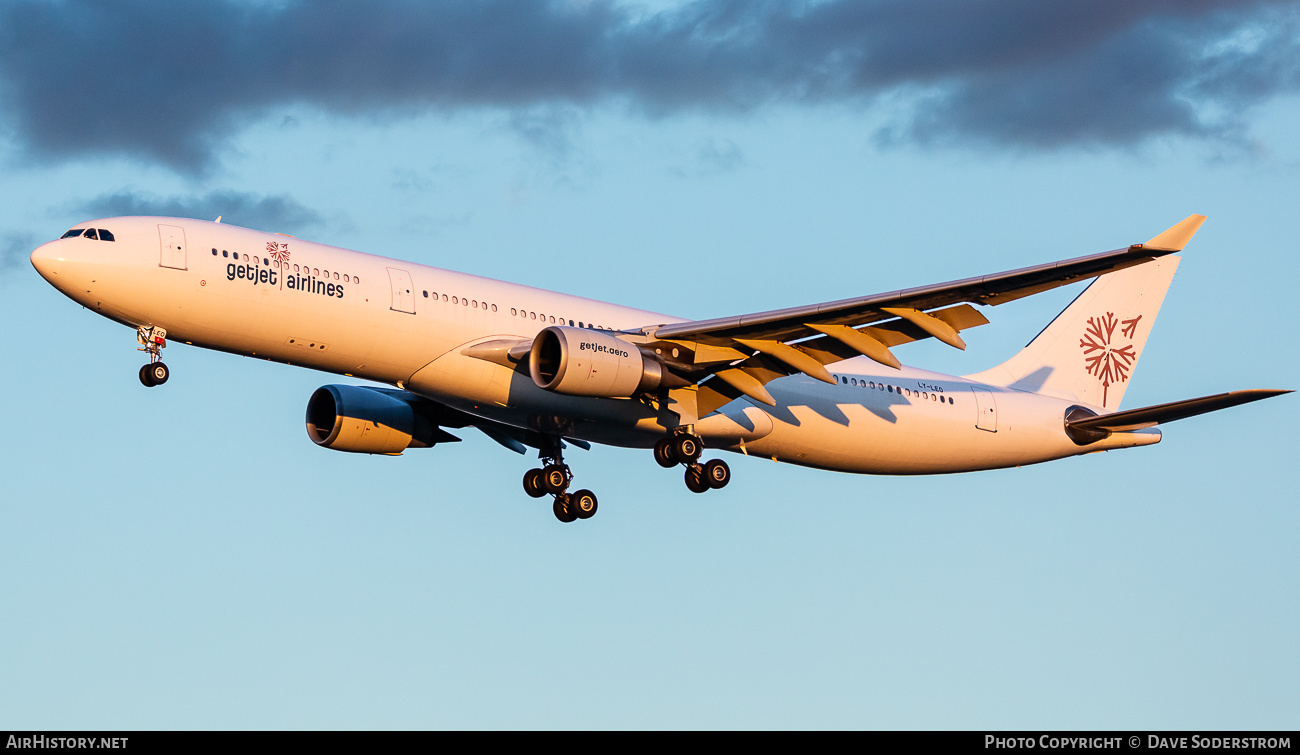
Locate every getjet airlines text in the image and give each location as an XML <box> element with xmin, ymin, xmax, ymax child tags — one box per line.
<box><xmin>225</xmin><ymin>263</ymin><xmax>344</xmax><ymax>299</ymax></box>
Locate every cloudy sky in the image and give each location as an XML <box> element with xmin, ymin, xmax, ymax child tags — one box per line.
<box><xmin>1</xmin><ymin>0</ymin><xmax>1297</xmax><ymax>729</ymax></box>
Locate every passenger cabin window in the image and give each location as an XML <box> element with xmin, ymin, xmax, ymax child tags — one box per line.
<box><xmin>61</xmin><ymin>229</ymin><xmax>84</xmax><ymax>238</ymax></box>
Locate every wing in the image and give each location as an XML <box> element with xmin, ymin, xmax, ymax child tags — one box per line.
<box><xmin>639</xmin><ymin>215</ymin><xmax>1206</xmax><ymax>415</ymax></box>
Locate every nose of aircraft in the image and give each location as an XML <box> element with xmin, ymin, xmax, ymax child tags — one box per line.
<box><xmin>30</xmin><ymin>240</ymin><xmax>60</xmax><ymax>282</ymax></box>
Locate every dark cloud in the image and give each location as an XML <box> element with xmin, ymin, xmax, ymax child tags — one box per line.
<box><xmin>1</xmin><ymin>0</ymin><xmax>1296</xmax><ymax>172</ymax></box>
<box><xmin>78</xmin><ymin>190</ymin><xmax>323</xmax><ymax>234</ymax></box>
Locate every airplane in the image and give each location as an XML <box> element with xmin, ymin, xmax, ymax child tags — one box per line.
<box><xmin>28</xmin><ymin>214</ymin><xmax>1289</xmax><ymax>522</ymax></box>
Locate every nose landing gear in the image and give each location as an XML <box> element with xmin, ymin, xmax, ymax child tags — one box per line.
<box><xmin>523</xmin><ymin>436</ymin><xmax>600</xmax><ymax>523</ymax></box>
<box><xmin>655</xmin><ymin>431</ymin><xmax>731</xmax><ymax>494</ymax></box>
<box><xmin>138</xmin><ymin>362</ymin><xmax>170</xmax><ymax>387</ymax></box>
<box><xmin>137</xmin><ymin>326</ymin><xmax>170</xmax><ymax>387</ymax></box>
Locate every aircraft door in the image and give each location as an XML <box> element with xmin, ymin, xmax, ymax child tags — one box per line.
<box><xmin>387</xmin><ymin>267</ymin><xmax>416</xmax><ymax>314</ymax></box>
<box><xmin>971</xmin><ymin>387</ymin><xmax>997</xmax><ymax>432</ymax></box>
<box><xmin>158</xmin><ymin>224</ymin><xmax>187</xmax><ymax>270</ymax></box>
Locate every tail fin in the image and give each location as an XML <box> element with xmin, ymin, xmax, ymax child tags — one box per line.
<box><xmin>966</xmin><ymin>255</ymin><xmax>1180</xmax><ymax>410</ymax></box>
<box><xmin>966</xmin><ymin>216</ymin><xmax>1205</xmax><ymax>409</ymax></box>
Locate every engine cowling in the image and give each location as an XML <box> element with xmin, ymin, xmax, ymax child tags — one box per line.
<box><xmin>305</xmin><ymin>385</ymin><xmax>445</xmax><ymax>454</ymax></box>
<box><xmin>529</xmin><ymin>326</ymin><xmax>664</xmax><ymax>397</ymax></box>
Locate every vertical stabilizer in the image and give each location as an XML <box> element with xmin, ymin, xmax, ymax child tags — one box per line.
<box><xmin>965</xmin><ymin>256</ymin><xmax>1180</xmax><ymax>410</ymax></box>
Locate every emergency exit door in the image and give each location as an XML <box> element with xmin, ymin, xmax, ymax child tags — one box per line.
<box><xmin>971</xmin><ymin>387</ymin><xmax>998</xmax><ymax>432</ymax></box>
<box><xmin>158</xmin><ymin>224</ymin><xmax>187</xmax><ymax>269</ymax></box>
<box><xmin>387</xmin><ymin>267</ymin><xmax>415</xmax><ymax>314</ymax></box>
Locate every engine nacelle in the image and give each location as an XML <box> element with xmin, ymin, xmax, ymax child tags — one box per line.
<box><xmin>305</xmin><ymin>384</ymin><xmax>444</xmax><ymax>454</ymax></box>
<box><xmin>529</xmin><ymin>326</ymin><xmax>664</xmax><ymax>397</ymax></box>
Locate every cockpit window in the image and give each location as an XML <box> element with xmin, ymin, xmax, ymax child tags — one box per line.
<box><xmin>61</xmin><ymin>227</ymin><xmax>115</xmax><ymax>241</ymax></box>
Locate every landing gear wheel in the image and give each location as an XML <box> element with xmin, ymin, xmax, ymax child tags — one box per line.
<box><xmin>571</xmin><ymin>489</ymin><xmax>598</xmax><ymax>519</ymax></box>
<box><xmin>672</xmin><ymin>435</ymin><xmax>702</xmax><ymax>464</ymax></box>
<box><xmin>139</xmin><ymin>364</ymin><xmax>156</xmax><ymax>387</ymax></box>
<box><xmin>685</xmin><ymin>464</ymin><xmax>710</xmax><ymax>494</ymax></box>
<box><xmin>541</xmin><ymin>464</ymin><xmax>569</xmax><ymax>494</ymax></box>
<box><xmin>653</xmin><ymin>438</ymin><xmax>678</xmax><ymax>468</ymax></box>
<box><xmin>523</xmin><ymin>469</ymin><xmax>547</xmax><ymax>498</ymax></box>
<box><xmin>702</xmin><ymin>459</ymin><xmax>731</xmax><ymax>489</ymax></box>
<box><xmin>553</xmin><ymin>495</ymin><xmax>577</xmax><ymax>523</ymax></box>
<box><xmin>147</xmin><ymin>362</ymin><xmax>169</xmax><ymax>386</ymax></box>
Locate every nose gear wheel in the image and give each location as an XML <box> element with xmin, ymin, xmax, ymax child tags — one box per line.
<box><xmin>136</xmin><ymin>326</ymin><xmax>170</xmax><ymax>387</ymax></box>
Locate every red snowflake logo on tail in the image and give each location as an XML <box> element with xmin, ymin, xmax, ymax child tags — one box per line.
<box><xmin>1080</xmin><ymin>312</ymin><xmax>1142</xmax><ymax>407</ymax></box>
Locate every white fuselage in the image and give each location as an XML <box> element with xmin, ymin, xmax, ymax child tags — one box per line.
<box><xmin>30</xmin><ymin>216</ymin><xmax>1157</xmax><ymax>474</ymax></box>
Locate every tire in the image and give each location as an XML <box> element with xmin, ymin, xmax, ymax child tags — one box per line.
<box><xmin>148</xmin><ymin>362</ymin><xmax>170</xmax><ymax>385</ymax></box>
<box><xmin>653</xmin><ymin>438</ymin><xmax>677</xmax><ymax>468</ymax></box>
<box><xmin>522</xmin><ymin>468</ymin><xmax>547</xmax><ymax>498</ymax></box>
<box><xmin>672</xmin><ymin>435</ymin><xmax>702</xmax><ymax>464</ymax></box>
<box><xmin>703</xmin><ymin>459</ymin><xmax>731</xmax><ymax>489</ymax></box>
<box><xmin>553</xmin><ymin>496</ymin><xmax>577</xmax><ymax>523</ymax></box>
<box><xmin>684</xmin><ymin>464</ymin><xmax>710</xmax><ymax>494</ymax></box>
<box><xmin>571</xmin><ymin>489</ymin><xmax>598</xmax><ymax>519</ymax></box>
<box><xmin>542</xmin><ymin>464</ymin><xmax>569</xmax><ymax>494</ymax></box>
<box><xmin>139</xmin><ymin>364</ymin><xmax>156</xmax><ymax>387</ymax></box>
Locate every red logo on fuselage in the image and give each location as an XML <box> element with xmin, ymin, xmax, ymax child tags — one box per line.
<box><xmin>267</xmin><ymin>241</ymin><xmax>290</xmax><ymax>289</ymax></box>
<box><xmin>1080</xmin><ymin>312</ymin><xmax>1141</xmax><ymax>407</ymax></box>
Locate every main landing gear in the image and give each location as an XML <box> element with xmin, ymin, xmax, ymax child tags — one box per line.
<box><xmin>137</xmin><ymin>326</ymin><xmax>170</xmax><ymax>387</ymax></box>
<box><xmin>654</xmin><ymin>431</ymin><xmax>730</xmax><ymax>494</ymax></box>
<box><xmin>523</xmin><ymin>436</ymin><xmax>598</xmax><ymax>524</ymax></box>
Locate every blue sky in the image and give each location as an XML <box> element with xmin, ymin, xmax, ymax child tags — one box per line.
<box><xmin>1</xmin><ymin>0</ymin><xmax>1297</xmax><ymax>729</ymax></box>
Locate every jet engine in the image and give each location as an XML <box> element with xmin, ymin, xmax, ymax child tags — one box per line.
<box><xmin>305</xmin><ymin>384</ymin><xmax>452</xmax><ymax>454</ymax></box>
<box><xmin>529</xmin><ymin>326</ymin><xmax>665</xmax><ymax>397</ymax></box>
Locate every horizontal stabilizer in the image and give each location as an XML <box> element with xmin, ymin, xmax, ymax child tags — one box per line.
<box><xmin>1067</xmin><ymin>389</ymin><xmax>1290</xmax><ymax>435</ymax></box>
